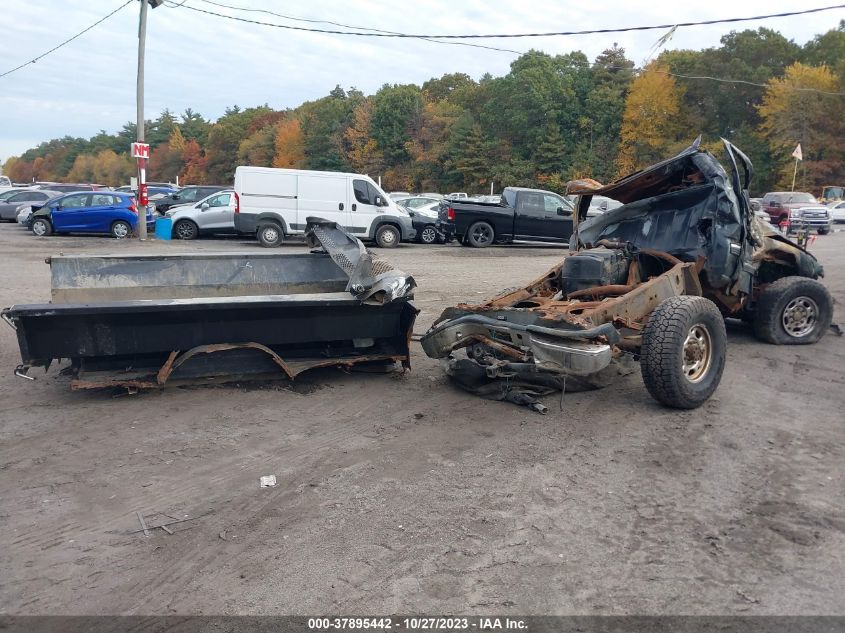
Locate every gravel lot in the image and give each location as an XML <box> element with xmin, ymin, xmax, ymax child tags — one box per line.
<box><xmin>1</xmin><ymin>223</ymin><xmax>843</xmax><ymax>615</ymax></box>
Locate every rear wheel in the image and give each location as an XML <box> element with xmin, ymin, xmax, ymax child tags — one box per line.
<box><xmin>375</xmin><ymin>224</ymin><xmax>400</xmax><ymax>248</ymax></box>
<box><xmin>641</xmin><ymin>296</ymin><xmax>726</xmax><ymax>409</ymax></box>
<box><xmin>418</xmin><ymin>225</ymin><xmax>438</xmax><ymax>244</ymax></box>
<box><xmin>752</xmin><ymin>276</ymin><xmax>832</xmax><ymax>345</ymax></box>
<box><xmin>31</xmin><ymin>218</ymin><xmax>52</xmax><ymax>237</ymax></box>
<box><xmin>466</xmin><ymin>221</ymin><xmax>494</xmax><ymax>248</ymax></box>
<box><xmin>111</xmin><ymin>220</ymin><xmax>131</xmax><ymax>239</ymax></box>
<box><xmin>173</xmin><ymin>219</ymin><xmax>198</xmax><ymax>240</ymax></box>
<box><xmin>257</xmin><ymin>222</ymin><xmax>284</xmax><ymax>247</ymax></box>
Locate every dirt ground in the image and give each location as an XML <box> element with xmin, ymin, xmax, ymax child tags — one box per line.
<box><xmin>0</xmin><ymin>223</ymin><xmax>843</xmax><ymax>616</ymax></box>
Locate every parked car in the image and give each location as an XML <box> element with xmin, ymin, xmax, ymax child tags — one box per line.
<box><xmin>0</xmin><ymin>189</ymin><xmax>61</xmax><ymax>221</ymax></box>
<box><xmin>388</xmin><ymin>192</ymin><xmax>411</xmax><ymax>200</ymax></box>
<box><xmin>28</xmin><ymin>191</ymin><xmax>154</xmax><ymax>238</ymax></box>
<box><xmin>167</xmin><ymin>189</ymin><xmax>236</xmax><ymax>239</ymax></box>
<box><xmin>233</xmin><ymin>166</ymin><xmax>415</xmax><ymax>248</ymax></box>
<box><xmin>408</xmin><ymin>201</ymin><xmax>442</xmax><ymax>244</ymax></box>
<box><xmin>829</xmin><ymin>200</ymin><xmax>845</xmax><ymax>223</ymax></box>
<box><xmin>154</xmin><ymin>185</ymin><xmax>227</xmax><ymax>213</ymax></box>
<box><xmin>445</xmin><ymin>192</ymin><xmax>468</xmax><ymax>200</ymax></box>
<box><xmin>820</xmin><ymin>185</ymin><xmax>844</xmax><ymax>204</ymax></box>
<box><xmin>394</xmin><ymin>195</ymin><xmax>442</xmax><ymax>211</ymax></box>
<box><xmin>438</xmin><ymin>186</ymin><xmax>574</xmax><ymax>247</ymax></box>
<box><xmin>0</xmin><ymin>176</ymin><xmax>11</xmax><ymax>187</ymax></box>
<box><xmin>420</xmin><ymin>192</ymin><xmax>444</xmax><ymax>200</ymax></box>
<box><xmin>37</xmin><ymin>183</ymin><xmax>107</xmax><ymax>193</ymax></box>
<box><xmin>585</xmin><ymin>195</ymin><xmax>623</xmax><ymax>218</ymax></box>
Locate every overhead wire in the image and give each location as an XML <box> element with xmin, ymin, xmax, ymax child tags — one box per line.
<box><xmin>163</xmin><ymin>0</ymin><xmax>525</xmax><ymax>54</ymax></box>
<box><xmin>170</xmin><ymin>0</ymin><xmax>845</xmax><ymax>96</ymax></box>
<box><xmin>171</xmin><ymin>2</ymin><xmax>845</xmax><ymax>40</ymax></box>
<box><xmin>0</xmin><ymin>0</ymin><xmax>134</xmax><ymax>79</ymax></box>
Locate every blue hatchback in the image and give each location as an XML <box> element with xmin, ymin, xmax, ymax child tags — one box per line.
<box><xmin>29</xmin><ymin>191</ymin><xmax>155</xmax><ymax>238</ymax></box>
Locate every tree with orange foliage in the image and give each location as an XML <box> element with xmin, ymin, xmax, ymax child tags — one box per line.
<box><xmin>272</xmin><ymin>118</ymin><xmax>305</xmax><ymax>169</ymax></box>
<box><xmin>758</xmin><ymin>62</ymin><xmax>844</xmax><ymax>191</ymax></box>
<box><xmin>344</xmin><ymin>99</ymin><xmax>383</xmax><ymax>175</ymax></box>
<box><xmin>180</xmin><ymin>140</ymin><xmax>207</xmax><ymax>184</ymax></box>
<box><xmin>616</xmin><ymin>63</ymin><xmax>686</xmax><ymax>176</ymax></box>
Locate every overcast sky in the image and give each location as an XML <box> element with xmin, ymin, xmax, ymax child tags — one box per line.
<box><xmin>1</xmin><ymin>0</ymin><xmax>843</xmax><ymax>162</ymax></box>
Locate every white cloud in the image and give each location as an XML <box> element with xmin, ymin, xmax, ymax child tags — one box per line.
<box><xmin>0</xmin><ymin>0</ymin><xmax>842</xmax><ymax>160</ymax></box>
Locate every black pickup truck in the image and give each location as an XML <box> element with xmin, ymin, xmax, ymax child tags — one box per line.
<box><xmin>437</xmin><ymin>187</ymin><xmax>574</xmax><ymax>247</ymax></box>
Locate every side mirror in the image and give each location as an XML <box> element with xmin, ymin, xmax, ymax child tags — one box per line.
<box><xmin>200</xmin><ymin>203</ymin><xmax>210</xmax><ymax>211</ymax></box>
<box><xmin>557</xmin><ymin>206</ymin><xmax>570</xmax><ymax>216</ymax></box>
<box><xmin>599</xmin><ymin>201</ymin><xmax>608</xmax><ymax>210</ymax></box>
<box><xmin>408</xmin><ymin>210</ymin><xmax>416</xmax><ymax>217</ymax></box>
<box><xmin>172</xmin><ymin>194</ymin><xmax>180</xmax><ymax>200</ymax></box>
<box><xmin>375</xmin><ymin>196</ymin><xmax>383</xmax><ymax>206</ymax></box>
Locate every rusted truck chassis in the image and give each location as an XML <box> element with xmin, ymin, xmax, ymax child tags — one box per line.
<box><xmin>421</xmin><ymin>138</ymin><xmax>833</xmax><ymax>412</ymax></box>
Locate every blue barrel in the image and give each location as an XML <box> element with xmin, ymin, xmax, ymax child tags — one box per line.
<box><xmin>154</xmin><ymin>217</ymin><xmax>172</xmax><ymax>241</ymax></box>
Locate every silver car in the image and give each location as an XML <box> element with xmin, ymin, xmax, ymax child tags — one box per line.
<box><xmin>166</xmin><ymin>189</ymin><xmax>235</xmax><ymax>239</ymax></box>
<box><xmin>0</xmin><ymin>189</ymin><xmax>60</xmax><ymax>221</ymax></box>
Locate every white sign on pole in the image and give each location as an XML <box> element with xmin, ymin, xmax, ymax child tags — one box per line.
<box><xmin>791</xmin><ymin>143</ymin><xmax>803</xmax><ymax>161</ymax></box>
<box><xmin>131</xmin><ymin>142</ymin><xmax>150</xmax><ymax>159</ymax></box>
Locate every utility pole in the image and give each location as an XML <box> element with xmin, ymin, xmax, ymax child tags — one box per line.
<box><xmin>136</xmin><ymin>0</ymin><xmax>149</xmax><ymax>240</ymax></box>
<box><xmin>135</xmin><ymin>0</ymin><xmax>163</xmax><ymax>240</ymax></box>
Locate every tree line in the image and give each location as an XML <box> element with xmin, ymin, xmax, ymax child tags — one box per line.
<box><xmin>3</xmin><ymin>23</ymin><xmax>844</xmax><ymax>196</ymax></box>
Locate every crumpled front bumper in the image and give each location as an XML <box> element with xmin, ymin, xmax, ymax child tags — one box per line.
<box><xmin>420</xmin><ymin>312</ymin><xmax>618</xmax><ymax>377</ymax></box>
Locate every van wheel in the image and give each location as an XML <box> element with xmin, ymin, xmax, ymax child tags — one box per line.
<box><xmin>32</xmin><ymin>218</ymin><xmax>52</xmax><ymax>237</ymax></box>
<box><xmin>173</xmin><ymin>219</ymin><xmax>198</xmax><ymax>240</ymax></box>
<box><xmin>466</xmin><ymin>221</ymin><xmax>494</xmax><ymax>247</ymax></box>
<box><xmin>752</xmin><ymin>276</ymin><xmax>833</xmax><ymax>345</ymax></box>
<box><xmin>111</xmin><ymin>220</ymin><xmax>131</xmax><ymax>239</ymax></box>
<box><xmin>375</xmin><ymin>224</ymin><xmax>400</xmax><ymax>248</ymax></box>
<box><xmin>257</xmin><ymin>222</ymin><xmax>284</xmax><ymax>247</ymax></box>
<box><xmin>641</xmin><ymin>296</ymin><xmax>726</xmax><ymax>409</ymax></box>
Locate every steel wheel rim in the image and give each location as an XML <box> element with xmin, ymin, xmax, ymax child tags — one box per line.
<box><xmin>782</xmin><ymin>296</ymin><xmax>818</xmax><ymax>338</ymax></box>
<box><xmin>113</xmin><ymin>223</ymin><xmax>128</xmax><ymax>238</ymax></box>
<box><xmin>32</xmin><ymin>221</ymin><xmax>46</xmax><ymax>236</ymax></box>
<box><xmin>473</xmin><ymin>225</ymin><xmax>492</xmax><ymax>244</ymax></box>
<box><xmin>262</xmin><ymin>227</ymin><xmax>279</xmax><ymax>242</ymax></box>
<box><xmin>176</xmin><ymin>222</ymin><xmax>195</xmax><ymax>239</ymax></box>
<box><xmin>381</xmin><ymin>229</ymin><xmax>396</xmax><ymax>245</ymax></box>
<box><xmin>682</xmin><ymin>323</ymin><xmax>712</xmax><ymax>383</ymax></box>
<box><xmin>421</xmin><ymin>227</ymin><xmax>436</xmax><ymax>243</ymax></box>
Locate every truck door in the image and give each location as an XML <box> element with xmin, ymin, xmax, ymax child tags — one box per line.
<box><xmin>297</xmin><ymin>175</ymin><xmax>349</xmax><ymax>230</ymax></box>
<box><xmin>514</xmin><ymin>192</ymin><xmax>572</xmax><ymax>242</ymax></box>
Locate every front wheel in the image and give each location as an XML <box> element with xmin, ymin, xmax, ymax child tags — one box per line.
<box><xmin>752</xmin><ymin>276</ymin><xmax>833</xmax><ymax>345</ymax></box>
<box><xmin>31</xmin><ymin>218</ymin><xmax>53</xmax><ymax>237</ymax></box>
<box><xmin>466</xmin><ymin>221</ymin><xmax>494</xmax><ymax>248</ymax></box>
<box><xmin>257</xmin><ymin>222</ymin><xmax>284</xmax><ymax>247</ymax></box>
<box><xmin>641</xmin><ymin>296</ymin><xmax>726</xmax><ymax>409</ymax></box>
<box><xmin>111</xmin><ymin>220</ymin><xmax>131</xmax><ymax>239</ymax></box>
<box><xmin>418</xmin><ymin>225</ymin><xmax>438</xmax><ymax>244</ymax></box>
<box><xmin>173</xmin><ymin>219</ymin><xmax>198</xmax><ymax>240</ymax></box>
<box><xmin>375</xmin><ymin>224</ymin><xmax>400</xmax><ymax>248</ymax></box>
<box><xmin>818</xmin><ymin>227</ymin><xmax>830</xmax><ymax>235</ymax></box>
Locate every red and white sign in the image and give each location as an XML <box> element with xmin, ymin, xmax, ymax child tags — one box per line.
<box><xmin>131</xmin><ymin>142</ymin><xmax>150</xmax><ymax>159</ymax></box>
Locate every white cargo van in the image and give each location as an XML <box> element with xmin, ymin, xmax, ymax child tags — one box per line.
<box><xmin>233</xmin><ymin>167</ymin><xmax>415</xmax><ymax>248</ymax></box>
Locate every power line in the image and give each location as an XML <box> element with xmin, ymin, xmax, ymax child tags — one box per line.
<box><xmin>165</xmin><ymin>0</ymin><xmax>525</xmax><ymax>54</ymax></box>
<box><xmin>647</xmin><ymin>67</ymin><xmax>845</xmax><ymax>96</ymax></box>
<box><xmin>172</xmin><ymin>2</ymin><xmax>845</xmax><ymax>40</ymax></box>
<box><xmin>0</xmin><ymin>0</ymin><xmax>134</xmax><ymax>79</ymax></box>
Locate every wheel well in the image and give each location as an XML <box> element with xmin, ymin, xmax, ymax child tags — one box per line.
<box><xmin>256</xmin><ymin>214</ymin><xmax>287</xmax><ymax>234</ymax></box>
<box><xmin>173</xmin><ymin>218</ymin><xmax>198</xmax><ymax>231</ymax></box>
<box><xmin>374</xmin><ymin>220</ymin><xmax>402</xmax><ymax>239</ymax></box>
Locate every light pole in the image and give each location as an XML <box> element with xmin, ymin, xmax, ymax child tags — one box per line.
<box><xmin>136</xmin><ymin>0</ymin><xmax>163</xmax><ymax>240</ymax></box>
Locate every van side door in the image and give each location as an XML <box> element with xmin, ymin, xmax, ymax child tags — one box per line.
<box><xmin>296</xmin><ymin>175</ymin><xmax>349</xmax><ymax>230</ymax></box>
<box><xmin>350</xmin><ymin>178</ymin><xmax>383</xmax><ymax>236</ymax></box>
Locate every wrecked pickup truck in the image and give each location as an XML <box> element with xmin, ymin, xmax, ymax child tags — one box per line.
<box><xmin>421</xmin><ymin>138</ymin><xmax>833</xmax><ymax>412</ymax></box>
<box><xmin>2</xmin><ymin>219</ymin><xmax>417</xmax><ymax>389</ymax></box>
